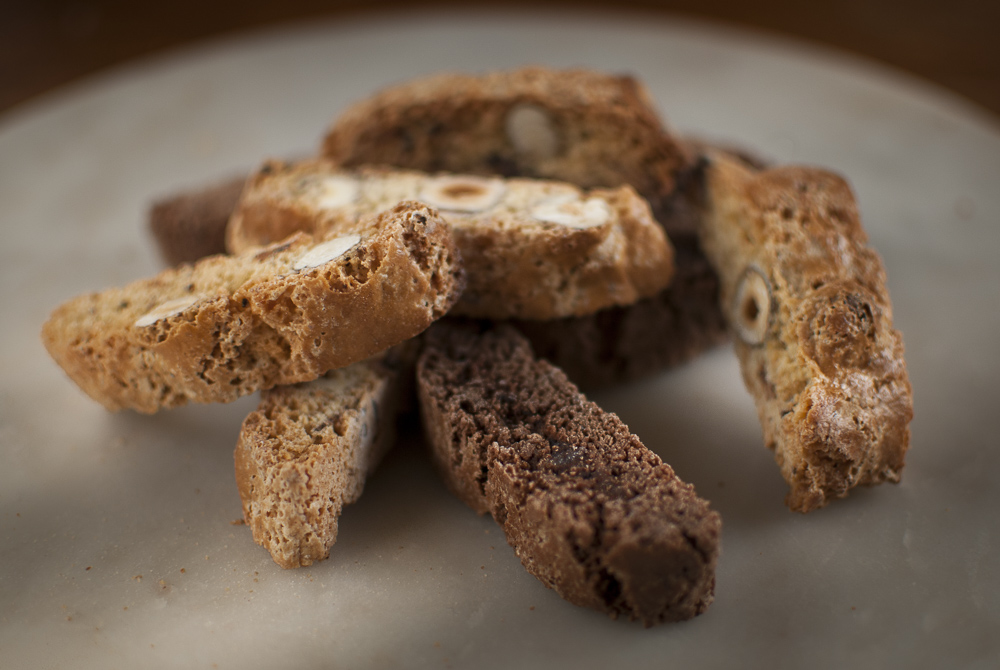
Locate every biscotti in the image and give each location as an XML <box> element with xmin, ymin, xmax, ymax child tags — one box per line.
<box><xmin>227</xmin><ymin>159</ymin><xmax>674</xmax><ymax>320</ymax></box>
<box><xmin>42</xmin><ymin>201</ymin><xmax>463</xmax><ymax>413</ymax></box>
<box><xmin>417</xmin><ymin>323</ymin><xmax>721</xmax><ymax>625</ymax></box>
<box><xmin>149</xmin><ymin>175</ymin><xmax>246</xmax><ymax>265</ymax></box>
<box><xmin>322</xmin><ymin>66</ymin><xmax>695</xmax><ymax>227</ymax></box>
<box><xmin>511</xmin><ymin>240</ymin><xmax>728</xmax><ymax>389</ymax></box>
<box><xmin>699</xmin><ymin>153</ymin><xmax>913</xmax><ymax>512</ymax></box>
<box><xmin>235</xmin><ymin>345</ymin><xmax>414</xmax><ymax>568</ymax></box>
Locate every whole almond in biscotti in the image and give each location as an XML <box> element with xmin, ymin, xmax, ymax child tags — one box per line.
<box><xmin>41</xmin><ymin>201</ymin><xmax>464</xmax><ymax>413</ymax></box>
<box><xmin>417</xmin><ymin>322</ymin><xmax>721</xmax><ymax>625</ymax></box>
<box><xmin>227</xmin><ymin>159</ymin><xmax>674</xmax><ymax>320</ymax></box>
<box><xmin>699</xmin><ymin>153</ymin><xmax>913</xmax><ymax>512</ymax></box>
<box><xmin>235</xmin><ymin>344</ymin><xmax>415</xmax><ymax>568</ymax></box>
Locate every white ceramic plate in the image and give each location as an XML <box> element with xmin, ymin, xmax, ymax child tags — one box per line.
<box><xmin>2</xmin><ymin>9</ymin><xmax>998</xmax><ymax>669</ymax></box>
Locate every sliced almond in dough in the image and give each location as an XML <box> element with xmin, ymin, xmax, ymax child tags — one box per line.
<box><xmin>134</xmin><ymin>294</ymin><xmax>205</xmax><ymax>327</ymax></box>
<box><xmin>293</xmin><ymin>234</ymin><xmax>362</xmax><ymax>271</ymax></box>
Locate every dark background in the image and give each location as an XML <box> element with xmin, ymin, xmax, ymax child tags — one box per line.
<box><xmin>1</xmin><ymin>0</ymin><xmax>998</xmax><ymax>119</ymax></box>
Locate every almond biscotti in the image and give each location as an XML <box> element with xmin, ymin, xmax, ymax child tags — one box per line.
<box><xmin>227</xmin><ymin>159</ymin><xmax>674</xmax><ymax>320</ymax></box>
<box><xmin>417</xmin><ymin>323</ymin><xmax>721</xmax><ymax>625</ymax></box>
<box><xmin>42</xmin><ymin>202</ymin><xmax>463</xmax><ymax>413</ymax></box>
<box><xmin>235</xmin><ymin>345</ymin><xmax>414</xmax><ymax>568</ymax></box>
<box><xmin>699</xmin><ymin>154</ymin><xmax>913</xmax><ymax>512</ymax></box>
<box><xmin>321</xmin><ymin>66</ymin><xmax>694</xmax><ymax>225</ymax></box>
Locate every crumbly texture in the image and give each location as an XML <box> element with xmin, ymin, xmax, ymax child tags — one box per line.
<box><xmin>42</xmin><ymin>202</ymin><xmax>464</xmax><ymax>413</ymax></box>
<box><xmin>417</xmin><ymin>323</ymin><xmax>721</xmax><ymax>625</ymax></box>
<box><xmin>235</xmin><ymin>345</ymin><xmax>415</xmax><ymax>568</ymax></box>
<box><xmin>149</xmin><ymin>175</ymin><xmax>245</xmax><ymax>265</ymax></box>
<box><xmin>700</xmin><ymin>154</ymin><xmax>913</xmax><ymax>512</ymax></box>
<box><xmin>228</xmin><ymin>159</ymin><xmax>674</xmax><ymax>320</ymax></box>
<box><xmin>322</xmin><ymin>66</ymin><xmax>694</xmax><ymax>223</ymax></box>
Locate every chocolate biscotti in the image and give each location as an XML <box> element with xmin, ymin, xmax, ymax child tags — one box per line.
<box><xmin>42</xmin><ymin>202</ymin><xmax>463</xmax><ymax>413</ymax></box>
<box><xmin>235</xmin><ymin>345</ymin><xmax>414</xmax><ymax>568</ymax></box>
<box><xmin>227</xmin><ymin>159</ymin><xmax>674</xmax><ymax>320</ymax></box>
<box><xmin>149</xmin><ymin>175</ymin><xmax>246</xmax><ymax>265</ymax></box>
<box><xmin>699</xmin><ymin>153</ymin><xmax>913</xmax><ymax>512</ymax></box>
<box><xmin>417</xmin><ymin>323</ymin><xmax>721</xmax><ymax>625</ymax></box>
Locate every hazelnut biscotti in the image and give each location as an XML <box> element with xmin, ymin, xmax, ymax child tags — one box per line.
<box><xmin>227</xmin><ymin>159</ymin><xmax>674</xmax><ymax>320</ymax></box>
<box><xmin>417</xmin><ymin>323</ymin><xmax>721</xmax><ymax>625</ymax></box>
<box><xmin>321</xmin><ymin>66</ymin><xmax>694</xmax><ymax>224</ymax></box>
<box><xmin>42</xmin><ymin>202</ymin><xmax>463</xmax><ymax>413</ymax></box>
<box><xmin>699</xmin><ymin>153</ymin><xmax>913</xmax><ymax>512</ymax></box>
<box><xmin>235</xmin><ymin>344</ymin><xmax>415</xmax><ymax>568</ymax></box>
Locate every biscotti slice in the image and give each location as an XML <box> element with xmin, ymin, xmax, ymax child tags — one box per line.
<box><xmin>41</xmin><ymin>201</ymin><xmax>463</xmax><ymax>413</ymax></box>
<box><xmin>321</xmin><ymin>66</ymin><xmax>695</xmax><ymax>232</ymax></box>
<box><xmin>235</xmin><ymin>344</ymin><xmax>415</xmax><ymax>568</ymax></box>
<box><xmin>149</xmin><ymin>175</ymin><xmax>246</xmax><ymax>265</ymax></box>
<box><xmin>511</xmin><ymin>241</ymin><xmax>728</xmax><ymax>388</ymax></box>
<box><xmin>228</xmin><ymin>159</ymin><xmax>674</xmax><ymax>320</ymax></box>
<box><xmin>417</xmin><ymin>323</ymin><xmax>721</xmax><ymax>625</ymax></box>
<box><xmin>699</xmin><ymin>153</ymin><xmax>913</xmax><ymax>512</ymax></box>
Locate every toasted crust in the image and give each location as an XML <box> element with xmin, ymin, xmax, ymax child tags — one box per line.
<box><xmin>321</xmin><ymin>66</ymin><xmax>694</xmax><ymax>226</ymax></box>
<box><xmin>42</xmin><ymin>202</ymin><xmax>463</xmax><ymax>413</ymax></box>
<box><xmin>417</xmin><ymin>323</ymin><xmax>721</xmax><ymax>625</ymax></box>
<box><xmin>228</xmin><ymin>159</ymin><xmax>674</xmax><ymax>320</ymax></box>
<box><xmin>149</xmin><ymin>175</ymin><xmax>246</xmax><ymax>265</ymax></box>
<box><xmin>235</xmin><ymin>346</ymin><xmax>414</xmax><ymax>568</ymax></box>
<box><xmin>700</xmin><ymin>154</ymin><xmax>913</xmax><ymax>512</ymax></box>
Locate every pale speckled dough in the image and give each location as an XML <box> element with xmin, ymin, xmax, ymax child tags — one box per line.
<box><xmin>41</xmin><ymin>202</ymin><xmax>464</xmax><ymax>413</ymax></box>
<box><xmin>227</xmin><ymin>159</ymin><xmax>674</xmax><ymax>320</ymax></box>
<box><xmin>699</xmin><ymin>154</ymin><xmax>913</xmax><ymax>512</ymax></box>
<box><xmin>417</xmin><ymin>323</ymin><xmax>720</xmax><ymax>625</ymax></box>
<box><xmin>235</xmin><ymin>346</ymin><xmax>414</xmax><ymax>568</ymax></box>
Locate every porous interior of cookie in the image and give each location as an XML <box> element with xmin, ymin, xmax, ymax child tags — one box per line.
<box><xmin>229</xmin><ymin>159</ymin><xmax>674</xmax><ymax>320</ymax></box>
<box><xmin>417</xmin><ymin>324</ymin><xmax>720</xmax><ymax>625</ymax></box>
<box><xmin>235</xmin><ymin>358</ymin><xmax>398</xmax><ymax>569</ymax></box>
<box><xmin>42</xmin><ymin>202</ymin><xmax>463</xmax><ymax>413</ymax></box>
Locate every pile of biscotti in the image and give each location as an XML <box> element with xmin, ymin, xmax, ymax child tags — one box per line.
<box><xmin>41</xmin><ymin>67</ymin><xmax>913</xmax><ymax>626</ymax></box>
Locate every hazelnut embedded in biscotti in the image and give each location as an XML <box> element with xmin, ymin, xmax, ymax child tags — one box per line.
<box><xmin>505</xmin><ymin>103</ymin><xmax>559</xmax><ymax>160</ymax></box>
<box><xmin>418</xmin><ymin>176</ymin><xmax>506</xmax><ymax>212</ymax></box>
<box><xmin>293</xmin><ymin>234</ymin><xmax>361</xmax><ymax>271</ymax></box>
<box><xmin>311</xmin><ymin>176</ymin><xmax>359</xmax><ymax>210</ymax></box>
<box><xmin>732</xmin><ymin>266</ymin><xmax>772</xmax><ymax>345</ymax></box>
<box><xmin>530</xmin><ymin>194</ymin><xmax>611</xmax><ymax>229</ymax></box>
<box><xmin>134</xmin><ymin>294</ymin><xmax>205</xmax><ymax>327</ymax></box>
